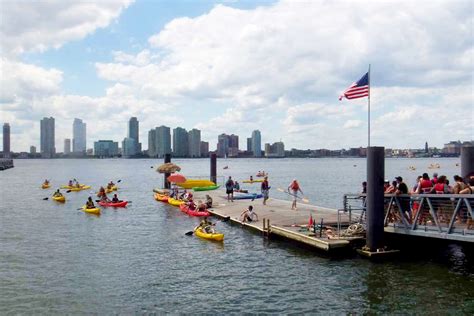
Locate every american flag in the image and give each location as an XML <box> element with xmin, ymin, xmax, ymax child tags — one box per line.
<box><xmin>339</xmin><ymin>72</ymin><xmax>369</xmax><ymax>100</ymax></box>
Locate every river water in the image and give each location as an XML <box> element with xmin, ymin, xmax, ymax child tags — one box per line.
<box><xmin>1</xmin><ymin>158</ymin><xmax>473</xmax><ymax>314</ymax></box>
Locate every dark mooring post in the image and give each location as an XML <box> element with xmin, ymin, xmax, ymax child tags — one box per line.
<box><xmin>210</xmin><ymin>153</ymin><xmax>217</xmax><ymax>184</ymax></box>
<box><xmin>366</xmin><ymin>146</ymin><xmax>385</xmax><ymax>252</ymax></box>
<box><xmin>164</xmin><ymin>153</ymin><xmax>171</xmax><ymax>189</ymax></box>
<box><xmin>461</xmin><ymin>145</ymin><xmax>474</xmax><ymax>180</ymax></box>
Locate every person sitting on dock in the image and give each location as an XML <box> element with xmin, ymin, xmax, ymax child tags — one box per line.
<box><xmin>288</xmin><ymin>179</ymin><xmax>303</xmax><ymax>210</ymax></box>
<box><xmin>197</xmin><ymin>200</ymin><xmax>207</xmax><ymax>211</ymax></box>
<box><xmin>53</xmin><ymin>189</ymin><xmax>63</xmax><ymax>197</ymax></box>
<box><xmin>86</xmin><ymin>197</ymin><xmax>96</xmax><ymax>209</ymax></box>
<box><xmin>225</xmin><ymin>176</ymin><xmax>234</xmax><ymax>202</ymax></box>
<box><xmin>241</xmin><ymin>205</ymin><xmax>258</xmax><ymax>222</ymax></box>
<box><xmin>205</xmin><ymin>195</ymin><xmax>213</xmax><ymax>208</ymax></box>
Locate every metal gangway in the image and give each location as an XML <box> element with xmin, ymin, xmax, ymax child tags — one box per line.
<box><xmin>342</xmin><ymin>193</ymin><xmax>474</xmax><ymax>243</ymax></box>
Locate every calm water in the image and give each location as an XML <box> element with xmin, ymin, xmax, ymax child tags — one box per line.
<box><xmin>1</xmin><ymin>158</ymin><xmax>473</xmax><ymax>314</ymax></box>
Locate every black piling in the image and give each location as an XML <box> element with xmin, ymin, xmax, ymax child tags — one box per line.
<box><xmin>366</xmin><ymin>146</ymin><xmax>385</xmax><ymax>252</ymax></box>
<box><xmin>461</xmin><ymin>145</ymin><xmax>474</xmax><ymax>180</ymax></box>
<box><xmin>210</xmin><ymin>153</ymin><xmax>217</xmax><ymax>184</ymax></box>
<box><xmin>164</xmin><ymin>153</ymin><xmax>171</xmax><ymax>189</ymax></box>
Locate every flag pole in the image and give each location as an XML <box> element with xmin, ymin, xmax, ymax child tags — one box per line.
<box><xmin>368</xmin><ymin>64</ymin><xmax>371</xmax><ymax>149</ymax></box>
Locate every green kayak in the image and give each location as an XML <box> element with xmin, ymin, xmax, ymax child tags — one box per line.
<box><xmin>193</xmin><ymin>185</ymin><xmax>220</xmax><ymax>191</ymax></box>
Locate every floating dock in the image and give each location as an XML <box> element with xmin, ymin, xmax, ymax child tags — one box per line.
<box><xmin>192</xmin><ymin>189</ymin><xmax>364</xmax><ymax>252</ymax></box>
<box><xmin>0</xmin><ymin>159</ymin><xmax>14</xmax><ymax>170</ymax></box>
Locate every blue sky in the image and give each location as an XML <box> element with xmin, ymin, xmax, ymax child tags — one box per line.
<box><xmin>1</xmin><ymin>0</ymin><xmax>472</xmax><ymax>152</ymax></box>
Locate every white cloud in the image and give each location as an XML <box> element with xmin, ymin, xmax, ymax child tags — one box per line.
<box><xmin>0</xmin><ymin>0</ymin><xmax>134</xmax><ymax>56</ymax></box>
<box><xmin>344</xmin><ymin>120</ymin><xmax>363</xmax><ymax>129</ymax></box>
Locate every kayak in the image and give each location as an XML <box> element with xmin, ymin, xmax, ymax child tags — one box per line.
<box><xmin>52</xmin><ymin>195</ymin><xmax>65</xmax><ymax>203</ymax></box>
<box><xmin>256</xmin><ymin>173</ymin><xmax>268</xmax><ymax>177</ymax></box>
<box><xmin>81</xmin><ymin>206</ymin><xmax>100</xmax><ymax>215</ymax></box>
<box><xmin>233</xmin><ymin>193</ymin><xmax>263</xmax><ymax>200</ymax></box>
<box><xmin>242</xmin><ymin>179</ymin><xmax>264</xmax><ymax>183</ymax></box>
<box><xmin>98</xmin><ymin>201</ymin><xmax>128</xmax><ymax>207</ymax></box>
<box><xmin>105</xmin><ymin>185</ymin><xmax>117</xmax><ymax>193</ymax></box>
<box><xmin>193</xmin><ymin>185</ymin><xmax>220</xmax><ymax>191</ymax></box>
<box><xmin>194</xmin><ymin>226</ymin><xmax>224</xmax><ymax>242</ymax></box>
<box><xmin>68</xmin><ymin>185</ymin><xmax>91</xmax><ymax>192</ymax></box>
<box><xmin>168</xmin><ymin>197</ymin><xmax>185</xmax><ymax>206</ymax></box>
<box><xmin>61</xmin><ymin>184</ymin><xmax>86</xmax><ymax>189</ymax></box>
<box><xmin>105</xmin><ymin>188</ymin><xmax>113</xmax><ymax>194</ymax></box>
<box><xmin>42</xmin><ymin>183</ymin><xmax>51</xmax><ymax>189</ymax></box>
<box><xmin>153</xmin><ymin>188</ymin><xmax>169</xmax><ymax>194</ymax></box>
<box><xmin>179</xmin><ymin>204</ymin><xmax>210</xmax><ymax>217</ymax></box>
<box><xmin>154</xmin><ymin>193</ymin><xmax>169</xmax><ymax>203</ymax></box>
<box><xmin>177</xmin><ymin>179</ymin><xmax>215</xmax><ymax>189</ymax></box>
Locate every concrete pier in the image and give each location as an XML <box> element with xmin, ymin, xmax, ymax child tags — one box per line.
<box><xmin>0</xmin><ymin>159</ymin><xmax>14</xmax><ymax>170</ymax></box>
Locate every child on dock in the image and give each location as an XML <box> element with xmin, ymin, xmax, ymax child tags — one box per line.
<box><xmin>241</xmin><ymin>205</ymin><xmax>258</xmax><ymax>223</ymax></box>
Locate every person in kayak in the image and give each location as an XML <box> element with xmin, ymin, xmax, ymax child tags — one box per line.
<box><xmin>43</xmin><ymin>179</ymin><xmax>49</xmax><ymax>185</ymax></box>
<box><xmin>197</xmin><ymin>200</ymin><xmax>207</xmax><ymax>211</ymax></box>
<box><xmin>111</xmin><ymin>194</ymin><xmax>120</xmax><ymax>203</ymax></box>
<box><xmin>100</xmin><ymin>192</ymin><xmax>110</xmax><ymax>203</ymax></box>
<box><xmin>68</xmin><ymin>179</ymin><xmax>73</xmax><ymax>187</ymax></box>
<box><xmin>225</xmin><ymin>176</ymin><xmax>234</xmax><ymax>202</ymax></box>
<box><xmin>187</xmin><ymin>199</ymin><xmax>196</xmax><ymax>211</ymax></box>
<box><xmin>288</xmin><ymin>179</ymin><xmax>303</xmax><ymax>210</ymax></box>
<box><xmin>261</xmin><ymin>176</ymin><xmax>270</xmax><ymax>205</ymax></box>
<box><xmin>241</xmin><ymin>205</ymin><xmax>258</xmax><ymax>222</ymax></box>
<box><xmin>249</xmin><ymin>176</ymin><xmax>254</xmax><ymax>182</ymax></box>
<box><xmin>234</xmin><ymin>181</ymin><xmax>240</xmax><ymax>191</ymax></box>
<box><xmin>86</xmin><ymin>197</ymin><xmax>96</xmax><ymax>209</ymax></box>
<box><xmin>53</xmin><ymin>189</ymin><xmax>63</xmax><ymax>197</ymax></box>
<box><xmin>198</xmin><ymin>217</ymin><xmax>215</xmax><ymax>233</ymax></box>
<box><xmin>97</xmin><ymin>186</ymin><xmax>106</xmax><ymax>197</ymax></box>
<box><xmin>205</xmin><ymin>195</ymin><xmax>213</xmax><ymax>208</ymax></box>
<box><xmin>179</xmin><ymin>189</ymin><xmax>187</xmax><ymax>200</ymax></box>
<box><xmin>107</xmin><ymin>182</ymin><xmax>114</xmax><ymax>190</ymax></box>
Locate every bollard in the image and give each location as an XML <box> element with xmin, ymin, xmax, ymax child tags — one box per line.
<box><xmin>461</xmin><ymin>145</ymin><xmax>474</xmax><ymax>180</ymax></box>
<box><xmin>164</xmin><ymin>153</ymin><xmax>171</xmax><ymax>189</ymax></box>
<box><xmin>210</xmin><ymin>153</ymin><xmax>217</xmax><ymax>184</ymax></box>
<box><xmin>366</xmin><ymin>146</ymin><xmax>385</xmax><ymax>252</ymax></box>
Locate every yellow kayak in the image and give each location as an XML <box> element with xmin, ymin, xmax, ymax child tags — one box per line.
<box><xmin>82</xmin><ymin>206</ymin><xmax>100</xmax><ymax>215</ymax></box>
<box><xmin>68</xmin><ymin>185</ymin><xmax>91</xmax><ymax>192</ymax></box>
<box><xmin>177</xmin><ymin>179</ymin><xmax>215</xmax><ymax>189</ymax></box>
<box><xmin>194</xmin><ymin>226</ymin><xmax>224</xmax><ymax>242</ymax></box>
<box><xmin>61</xmin><ymin>184</ymin><xmax>87</xmax><ymax>189</ymax></box>
<box><xmin>168</xmin><ymin>197</ymin><xmax>185</xmax><ymax>206</ymax></box>
<box><xmin>41</xmin><ymin>183</ymin><xmax>51</xmax><ymax>189</ymax></box>
<box><xmin>52</xmin><ymin>195</ymin><xmax>66</xmax><ymax>203</ymax></box>
<box><xmin>105</xmin><ymin>185</ymin><xmax>117</xmax><ymax>193</ymax></box>
<box><xmin>242</xmin><ymin>179</ymin><xmax>264</xmax><ymax>183</ymax></box>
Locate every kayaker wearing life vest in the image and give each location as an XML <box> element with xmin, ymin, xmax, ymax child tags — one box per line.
<box><xmin>53</xmin><ymin>189</ymin><xmax>63</xmax><ymax>197</ymax></box>
<box><xmin>100</xmin><ymin>193</ymin><xmax>110</xmax><ymax>203</ymax></box>
<box><xmin>98</xmin><ymin>186</ymin><xmax>106</xmax><ymax>197</ymax></box>
<box><xmin>111</xmin><ymin>194</ymin><xmax>120</xmax><ymax>203</ymax></box>
<box><xmin>43</xmin><ymin>179</ymin><xmax>49</xmax><ymax>185</ymax></box>
<box><xmin>288</xmin><ymin>179</ymin><xmax>303</xmax><ymax>210</ymax></box>
<box><xmin>86</xmin><ymin>197</ymin><xmax>96</xmax><ymax>209</ymax></box>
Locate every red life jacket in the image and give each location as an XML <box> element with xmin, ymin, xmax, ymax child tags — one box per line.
<box><xmin>290</xmin><ymin>181</ymin><xmax>299</xmax><ymax>191</ymax></box>
<box><xmin>434</xmin><ymin>183</ymin><xmax>445</xmax><ymax>194</ymax></box>
<box><xmin>420</xmin><ymin>180</ymin><xmax>433</xmax><ymax>193</ymax></box>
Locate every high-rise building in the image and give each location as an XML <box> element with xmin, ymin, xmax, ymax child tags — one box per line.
<box><xmin>251</xmin><ymin>130</ymin><xmax>262</xmax><ymax>157</ymax></box>
<box><xmin>148</xmin><ymin>129</ymin><xmax>156</xmax><ymax>157</ymax></box>
<box><xmin>30</xmin><ymin>146</ymin><xmax>36</xmax><ymax>154</ymax></box>
<box><xmin>229</xmin><ymin>134</ymin><xmax>239</xmax><ymax>149</ymax></box>
<box><xmin>128</xmin><ymin>117</ymin><xmax>141</xmax><ymax>154</ymax></box>
<box><xmin>73</xmin><ymin>118</ymin><xmax>86</xmax><ymax>154</ymax></box>
<box><xmin>247</xmin><ymin>137</ymin><xmax>252</xmax><ymax>152</ymax></box>
<box><xmin>188</xmin><ymin>128</ymin><xmax>201</xmax><ymax>158</ymax></box>
<box><xmin>40</xmin><ymin>117</ymin><xmax>55</xmax><ymax>158</ymax></box>
<box><xmin>94</xmin><ymin>140</ymin><xmax>119</xmax><ymax>157</ymax></box>
<box><xmin>173</xmin><ymin>127</ymin><xmax>188</xmax><ymax>157</ymax></box>
<box><xmin>154</xmin><ymin>126</ymin><xmax>171</xmax><ymax>158</ymax></box>
<box><xmin>200</xmin><ymin>141</ymin><xmax>209</xmax><ymax>157</ymax></box>
<box><xmin>265</xmin><ymin>141</ymin><xmax>285</xmax><ymax>158</ymax></box>
<box><xmin>217</xmin><ymin>134</ymin><xmax>229</xmax><ymax>157</ymax></box>
<box><xmin>64</xmin><ymin>139</ymin><xmax>71</xmax><ymax>154</ymax></box>
<box><xmin>122</xmin><ymin>137</ymin><xmax>136</xmax><ymax>158</ymax></box>
<box><xmin>3</xmin><ymin>123</ymin><xmax>10</xmax><ymax>157</ymax></box>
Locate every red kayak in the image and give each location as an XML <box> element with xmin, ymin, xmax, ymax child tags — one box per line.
<box><xmin>98</xmin><ymin>201</ymin><xmax>128</xmax><ymax>207</ymax></box>
<box><xmin>179</xmin><ymin>204</ymin><xmax>210</xmax><ymax>217</ymax></box>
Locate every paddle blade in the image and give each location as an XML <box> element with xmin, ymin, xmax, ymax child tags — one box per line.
<box><xmin>185</xmin><ymin>231</ymin><xmax>194</xmax><ymax>236</ymax></box>
<box><xmin>66</xmin><ymin>190</ymin><xmax>71</xmax><ymax>193</ymax></box>
<box><xmin>117</xmin><ymin>180</ymin><xmax>122</xmax><ymax>183</ymax></box>
<box><xmin>43</xmin><ymin>197</ymin><xmax>49</xmax><ymax>200</ymax></box>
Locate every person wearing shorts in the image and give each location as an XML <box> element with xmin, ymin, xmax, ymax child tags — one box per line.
<box><xmin>225</xmin><ymin>176</ymin><xmax>234</xmax><ymax>202</ymax></box>
<box><xmin>241</xmin><ymin>206</ymin><xmax>258</xmax><ymax>223</ymax></box>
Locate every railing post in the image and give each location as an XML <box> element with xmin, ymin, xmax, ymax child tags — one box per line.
<box><xmin>461</xmin><ymin>145</ymin><xmax>474</xmax><ymax>180</ymax></box>
<box><xmin>366</xmin><ymin>146</ymin><xmax>385</xmax><ymax>252</ymax></box>
<box><xmin>210</xmin><ymin>153</ymin><xmax>217</xmax><ymax>184</ymax></box>
<box><xmin>164</xmin><ymin>153</ymin><xmax>171</xmax><ymax>189</ymax></box>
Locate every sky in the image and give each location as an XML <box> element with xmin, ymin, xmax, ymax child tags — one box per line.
<box><xmin>0</xmin><ymin>0</ymin><xmax>472</xmax><ymax>153</ymax></box>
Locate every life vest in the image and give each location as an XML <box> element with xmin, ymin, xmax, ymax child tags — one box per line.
<box><xmin>420</xmin><ymin>180</ymin><xmax>432</xmax><ymax>193</ymax></box>
<box><xmin>434</xmin><ymin>183</ymin><xmax>445</xmax><ymax>194</ymax></box>
<box><xmin>290</xmin><ymin>181</ymin><xmax>299</xmax><ymax>191</ymax></box>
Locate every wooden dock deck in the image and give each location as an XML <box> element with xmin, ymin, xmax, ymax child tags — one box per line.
<box><xmin>189</xmin><ymin>189</ymin><xmax>362</xmax><ymax>251</ymax></box>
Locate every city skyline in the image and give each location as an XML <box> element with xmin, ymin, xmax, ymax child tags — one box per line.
<box><xmin>0</xmin><ymin>1</ymin><xmax>472</xmax><ymax>152</ymax></box>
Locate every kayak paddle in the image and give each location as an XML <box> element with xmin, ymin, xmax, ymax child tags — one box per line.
<box><xmin>43</xmin><ymin>197</ymin><xmax>49</xmax><ymax>200</ymax></box>
<box><xmin>185</xmin><ymin>231</ymin><xmax>194</xmax><ymax>236</ymax></box>
<box><xmin>277</xmin><ymin>188</ymin><xmax>309</xmax><ymax>203</ymax></box>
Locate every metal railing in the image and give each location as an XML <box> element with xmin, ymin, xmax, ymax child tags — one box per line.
<box><xmin>342</xmin><ymin>193</ymin><xmax>474</xmax><ymax>240</ymax></box>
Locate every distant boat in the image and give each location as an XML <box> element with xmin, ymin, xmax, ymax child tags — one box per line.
<box><xmin>223</xmin><ymin>166</ymin><xmax>229</xmax><ymax>169</ymax></box>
